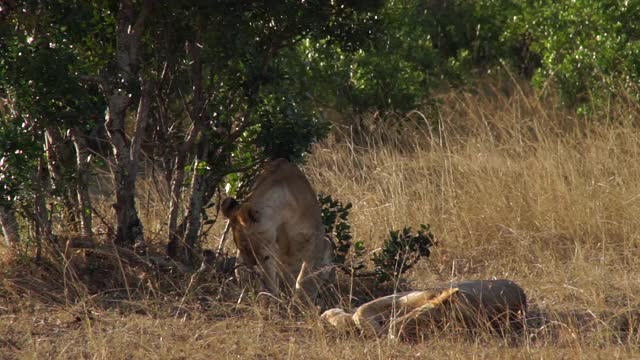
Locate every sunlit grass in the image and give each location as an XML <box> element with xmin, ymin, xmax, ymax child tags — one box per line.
<box><xmin>1</xmin><ymin>81</ymin><xmax>639</xmax><ymax>358</ymax></box>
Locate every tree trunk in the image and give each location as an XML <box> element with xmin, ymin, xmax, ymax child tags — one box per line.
<box><xmin>44</xmin><ymin>128</ymin><xmax>65</xmax><ymax>189</ymax></box>
<box><xmin>167</xmin><ymin>40</ymin><xmax>205</xmax><ymax>259</ymax></box>
<box><xmin>0</xmin><ymin>204</ymin><xmax>20</xmax><ymax>246</ymax></box>
<box><xmin>106</xmin><ymin>79</ymin><xmax>151</xmax><ymax>247</ymax></box>
<box><xmin>181</xmin><ymin>139</ymin><xmax>210</xmax><ymax>262</ymax></box>
<box><xmin>166</xmin><ymin>132</ymin><xmax>193</xmax><ymax>258</ymax></box>
<box><xmin>104</xmin><ymin>0</ymin><xmax>151</xmax><ymax>248</ymax></box>
<box><xmin>168</xmin><ymin>36</ymin><xmax>267</xmax><ymax>261</ymax></box>
<box><xmin>106</xmin><ymin>89</ymin><xmax>137</xmax><ymax>247</ymax></box>
<box><xmin>33</xmin><ymin>157</ymin><xmax>51</xmax><ymax>260</ymax></box>
<box><xmin>70</xmin><ymin>128</ymin><xmax>93</xmax><ymax>238</ymax></box>
<box><xmin>44</xmin><ymin>127</ymin><xmax>78</xmax><ymax>230</ymax></box>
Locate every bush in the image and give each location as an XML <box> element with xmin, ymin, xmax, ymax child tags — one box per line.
<box><xmin>318</xmin><ymin>193</ymin><xmax>366</xmax><ymax>271</ymax></box>
<box><xmin>319</xmin><ymin>193</ymin><xmax>436</xmax><ymax>283</ymax></box>
<box><xmin>372</xmin><ymin>224</ymin><xmax>435</xmax><ymax>283</ymax></box>
<box><xmin>506</xmin><ymin>0</ymin><xmax>640</xmax><ymax>107</ymax></box>
<box><xmin>292</xmin><ymin>0</ymin><xmax>640</xmax><ymax>112</ymax></box>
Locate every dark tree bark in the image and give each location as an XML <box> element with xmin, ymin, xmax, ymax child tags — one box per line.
<box><xmin>33</xmin><ymin>157</ymin><xmax>51</xmax><ymax>261</ymax></box>
<box><xmin>70</xmin><ymin>128</ymin><xmax>93</xmax><ymax>238</ymax></box>
<box><xmin>181</xmin><ymin>137</ymin><xmax>210</xmax><ymax>262</ymax></box>
<box><xmin>167</xmin><ymin>41</ymin><xmax>205</xmax><ymax>259</ymax></box>
<box><xmin>104</xmin><ymin>0</ymin><xmax>151</xmax><ymax>248</ymax></box>
<box><xmin>166</xmin><ymin>125</ymin><xmax>198</xmax><ymax>258</ymax></box>
<box><xmin>44</xmin><ymin>127</ymin><xmax>78</xmax><ymax>230</ymax></box>
<box><xmin>106</xmin><ymin>79</ymin><xmax>151</xmax><ymax>248</ymax></box>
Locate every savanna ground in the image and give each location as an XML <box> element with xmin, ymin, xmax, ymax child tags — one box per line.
<box><xmin>2</xmin><ymin>81</ymin><xmax>640</xmax><ymax>359</ymax></box>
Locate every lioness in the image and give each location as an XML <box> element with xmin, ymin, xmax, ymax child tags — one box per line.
<box><xmin>321</xmin><ymin>279</ymin><xmax>527</xmax><ymax>339</ymax></box>
<box><xmin>221</xmin><ymin>159</ymin><xmax>334</xmax><ymax>303</ymax></box>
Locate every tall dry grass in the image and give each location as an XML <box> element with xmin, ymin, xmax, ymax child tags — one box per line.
<box><xmin>306</xmin><ymin>82</ymin><xmax>640</xmax><ymax>307</ymax></box>
<box><xmin>2</xmin><ymin>81</ymin><xmax>640</xmax><ymax>358</ymax></box>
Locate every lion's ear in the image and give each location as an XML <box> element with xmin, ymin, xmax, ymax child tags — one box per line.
<box><xmin>221</xmin><ymin>197</ymin><xmax>240</xmax><ymax>218</ymax></box>
<box><xmin>237</xmin><ymin>205</ymin><xmax>259</xmax><ymax>226</ymax></box>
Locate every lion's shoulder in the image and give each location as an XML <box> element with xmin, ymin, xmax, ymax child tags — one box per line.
<box><xmin>256</xmin><ymin>158</ymin><xmax>305</xmax><ymax>184</ymax></box>
<box><xmin>249</xmin><ymin>158</ymin><xmax>316</xmax><ymax>204</ymax></box>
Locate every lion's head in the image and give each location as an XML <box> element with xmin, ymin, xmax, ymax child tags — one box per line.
<box><xmin>221</xmin><ymin>197</ymin><xmax>261</xmax><ymax>266</ymax></box>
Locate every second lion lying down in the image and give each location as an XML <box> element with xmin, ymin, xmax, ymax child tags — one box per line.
<box><xmin>321</xmin><ymin>279</ymin><xmax>527</xmax><ymax>339</ymax></box>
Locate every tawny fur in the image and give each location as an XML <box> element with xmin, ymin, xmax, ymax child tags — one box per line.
<box><xmin>222</xmin><ymin>159</ymin><xmax>335</xmax><ymax>303</ymax></box>
<box><xmin>321</xmin><ymin>279</ymin><xmax>527</xmax><ymax>339</ymax></box>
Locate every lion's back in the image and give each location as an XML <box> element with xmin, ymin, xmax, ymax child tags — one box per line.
<box><xmin>248</xmin><ymin>158</ymin><xmax>322</xmax><ymax>230</ymax></box>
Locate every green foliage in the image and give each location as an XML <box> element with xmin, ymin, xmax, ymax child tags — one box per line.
<box><xmin>289</xmin><ymin>4</ymin><xmax>433</xmax><ymax>113</ymax></box>
<box><xmin>372</xmin><ymin>224</ymin><xmax>435</xmax><ymax>283</ymax></box>
<box><xmin>319</xmin><ymin>193</ymin><xmax>436</xmax><ymax>282</ymax></box>
<box><xmin>253</xmin><ymin>84</ymin><xmax>330</xmax><ymax>163</ymax></box>
<box><xmin>153</xmin><ymin>0</ymin><xmax>383</xmax><ymax>167</ymax></box>
<box><xmin>0</xmin><ymin>1</ymin><xmax>105</xmax><ymax>127</ymax></box>
<box><xmin>1</xmin><ymin>0</ymin><xmax>384</xmax><ymax>239</ymax></box>
<box><xmin>318</xmin><ymin>193</ymin><xmax>366</xmax><ymax>271</ymax></box>
<box><xmin>506</xmin><ymin>0</ymin><xmax>640</xmax><ymax>106</ymax></box>
<box><xmin>0</xmin><ymin>0</ymin><xmax>104</xmax><ymax>211</ymax></box>
<box><xmin>288</xmin><ymin>0</ymin><xmax>526</xmax><ymax>113</ymax></box>
<box><xmin>0</xmin><ymin>115</ymin><xmax>41</xmax><ymax>208</ymax></box>
<box><xmin>298</xmin><ymin>0</ymin><xmax>640</xmax><ymax>110</ymax></box>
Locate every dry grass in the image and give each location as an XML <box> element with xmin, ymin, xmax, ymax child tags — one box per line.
<box><xmin>2</xmin><ymin>81</ymin><xmax>640</xmax><ymax>358</ymax></box>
